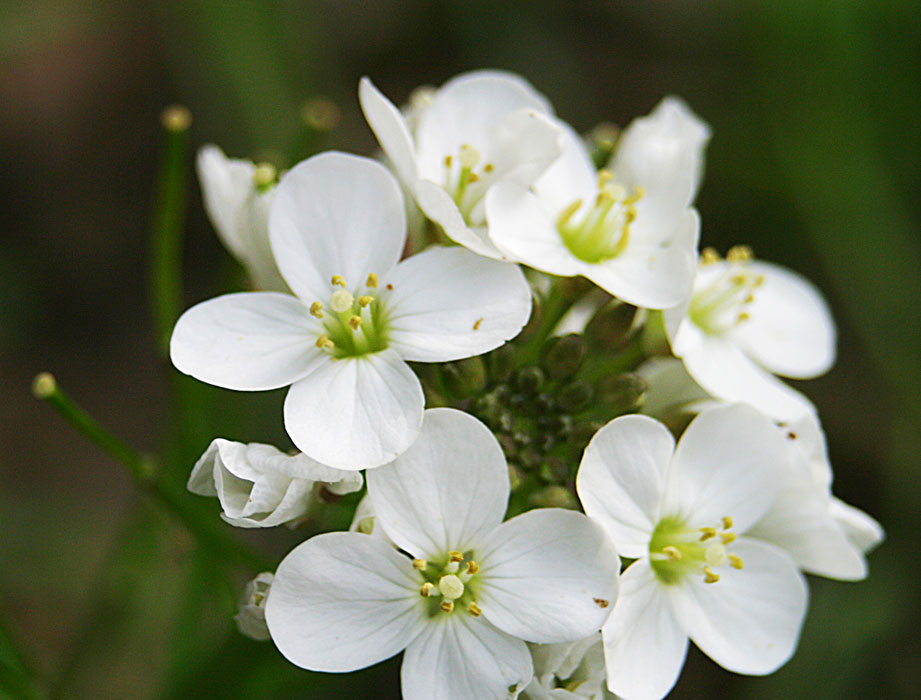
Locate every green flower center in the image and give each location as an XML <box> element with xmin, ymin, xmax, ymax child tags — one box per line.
<box><xmin>443</xmin><ymin>144</ymin><xmax>496</xmax><ymax>226</ymax></box>
<box><xmin>649</xmin><ymin>514</ymin><xmax>744</xmax><ymax>586</ymax></box>
<box><xmin>688</xmin><ymin>246</ymin><xmax>764</xmax><ymax>335</ymax></box>
<box><xmin>310</xmin><ymin>273</ymin><xmax>391</xmax><ymax>358</ymax></box>
<box><xmin>558</xmin><ymin>171</ymin><xmax>644</xmax><ymax>264</ymax></box>
<box><xmin>413</xmin><ymin>550</ymin><xmax>483</xmax><ymax>618</ymax></box>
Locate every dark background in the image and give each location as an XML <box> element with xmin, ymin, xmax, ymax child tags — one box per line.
<box><xmin>2</xmin><ymin>1</ymin><xmax>919</xmax><ymax>698</ymax></box>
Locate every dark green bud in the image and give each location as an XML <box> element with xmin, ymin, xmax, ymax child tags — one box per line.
<box><xmin>528</xmin><ymin>485</ymin><xmax>579</xmax><ymax>510</ymax></box>
<box><xmin>514</xmin><ymin>366</ymin><xmax>544</xmax><ymax>396</ymax></box>
<box><xmin>440</xmin><ymin>357</ymin><xmax>487</xmax><ymax>398</ymax></box>
<box><xmin>585</xmin><ymin>301</ymin><xmax>638</xmax><ymax>352</ymax></box>
<box><xmin>487</xmin><ymin>344</ymin><xmax>516</xmax><ymax>383</ymax></box>
<box><xmin>538</xmin><ymin>456</ymin><xmax>570</xmax><ymax>483</ymax></box>
<box><xmin>596</xmin><ymin>373</ymin><xmax>647</xmax><ymax>415</ymax></box>
<box><xmin>541</xmin><ymin>333</ymin><xmax>586</xmax><ymax>380</ymax></box>
<box><xmin>533</xmin><ymin>393</ymin><xmax>555</xmax><ymax>415</ymax></box>
<box><xmin>558</xmin><ymin>380</ymin><xmax>594</xmax><ymax>412</ymax></box>
<box><xmin>568</xmin><ymin>420</ymin><xmax>603</xmax><ymax>449</ymax></box>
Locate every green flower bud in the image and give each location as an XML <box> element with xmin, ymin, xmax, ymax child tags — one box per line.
<box><xmin>585</xmin><ymin>301</ymin><xmax>638</xmax><ymax>352</ymax></box>
<box><xmin>440</xmin><ymin>357</ymin><xmax>487</xmax><ymax>398</ymax></box>
<box><xmin>514</xmin><ymin>366</ymin><xmax>544</xmax><ymax>396</ymax></box>
<box><xmin>558</xmin><ymin>380</ymin><xmax>594</xmax><ymax>412</ymax></box>
<box><xmin>540</xmin><ymin>333</ymin><xmax>586</xmax><ymax>380</ymax></box>
<box><xmin>487</xmin><ymin>344</ymin><xmax>516</xmax><ymax>383</ymax></box>
<box><xmin>596</xmin><ymin>373</ymin><xmax>647</xmax><ymax>415</ymax></box>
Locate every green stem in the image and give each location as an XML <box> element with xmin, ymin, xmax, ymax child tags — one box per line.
<box><xmin>151</xmin><ymin>106</ymin><xmax>191</xmax><ymax>359</ymax></box>
<box><xmin>32</xmin><ymin>373</ymin><xmax>272</xmax><ymax>572</ymax></box>
<box><xmin>518</xmin><ymin>282</ymin><xmax>575</xmax><ymax>367</ymax></box>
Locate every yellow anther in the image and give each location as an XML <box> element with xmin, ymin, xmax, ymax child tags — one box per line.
<box><xmin>700</xmin><ymin>527</ymin><xmax>717</xmax><ymax>541</ymax></box>
<box><xmin>358</xmin><ymin>295</ymin><xmax>374</xmax><ymax>308</ymax></box>
<box><xmin>729</xmin><ymin>554</ymin><xmax>745</xmax><ymax>570</ymax></box>
<box><xmin>720</xmin><ymin>532</ymin><xmax>737</xmax><ymax>545</ymax></box>
<box><xmin>440</xmin><ymin>600</ymin><xmax>455</xmax><ymax>613</ymax></box>
<box><xmin>412</xmin><ymin>558</ymin><xmax>427</xmax><ymax>570</ymax></box>
<box><xmin>755</xmin><ymin>274</ymin><xmax>766</xmax><ymax>287</ymax></box>
<box><xmin>420</xmin><ymin>582</ymin><xmax>435</xmax><ymax>597</ymax></box>
<box><xmin>309</xmin><ymin>301</ymin><xmax>324</xmax><ymax>318</ymax></box>
<box><xmin>597</xmin><ymin>169</ymin><xmax>614</xmax><ymax>186</ymax></box>
<box><xmin>252</xmin><ymin>163</ymin><xmax>277</xmax><ymax>188</ymax></box>
<box><xmin>448</xmin><ymin>551</ymin><xmax>464</xmax><ymax>563</ymax></box>
<box><xmin>721</xmin><ymin>516</ymin><xmax>734</xmax><ymax>530</ymax></box>
<box><xmin>731</xmin><ymin>274</ymin><xmax>747</xmax><ymax>286</ymax></box>
<box><xmin>623</xmin><ymin>185</ymin><xmax>645</xmax><ymax>205</ymax></box>
<box><xmin>625</xmin><ymin>205</ymin><xmax>638</xmax><ymax>223</ymax></box>
<box><xmin>366</xmin><ymin>273</ymin><xmax>379</xmax><ymax>288</ymax></box>
<box><xmin>331</xmin><ymin>275</ymin><xmax>346</xmax><ymax>287</ymax></box>
<box><xmin>329</xmin><ymin>289</ymin><xmax>354</xmax><ymax>313</ymax></box>
<box><xmin>701</xmin><ymin>247</ymin><xmax>721</xmax><ymax>264</ymax></box>
<box><xmin>348</xmin><ymin>315</ymin><xmax>362</xmax><ymax>330</ymax></box>
<box><xmin>459</xmin><ymin>144</ymin><xmax>480</xmax><ymax>169</ymax></box>
<box><xmin>744</xmin><ymin>293</ymin><xmax>755</xmax><ymax>304</ymax></box>
<box><xmin>727</xmin><ymin>245</ymin><xmax>753</xmax><ymax>263</ymax></box>
<box><xmin>443</xmin><ymin>155</ymin><xmax>453</xmax><ymax>168</ymax></box>
<box><xmin>703</xmin><ymin>566</ymin><xmax>720</xmax><ymax>584</ymax></box>
<box><xmin>315</xmin><ymin>335</ymin><xmax>334</xmax><ymax>349</ymax></box>
<box><xmin>483</xmin><ymin>163</ymin><xmax>494</xmax><ymax>173</ymax></box>
<box><xmin>557</xmin><ymin>199</ymin><xmax>583</xmax><ymax>227</ymax></box>
<box><xmin>662</xmin><ymin>545</ymin><xmax>682</xmax><ymax>561</ymax></box>
<box><xmin>465</xmin><ymin>560</ymin><xmax>479</xmax><ymax>576</ymax></box>
<box><xmin>736</xmin><ymin>312</ymin><xmax>751</xmax><ymax>323</ymax></box>
<box><xmin>467</xmin><ymin>172</ymin><xmax>480</xmax><ymax>184</ymax></box>
<box><xmin>468</xmin><ymin>602</ymin><xmax>482</xmax><ymax>617</ymax></box>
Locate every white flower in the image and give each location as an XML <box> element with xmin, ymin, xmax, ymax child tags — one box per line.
<box><xmin>576</xmin><ymin>404</ymin><xmax>808</xmax><ymax>700</ymax></box>
<box><xmin>359</xmin><ymin>70</ymin><xmax>565</xmax><ymax>259</ymax></box>
<box><xmin>171</xmin><ymin>152</ymin><xmax>532</xmax><ymax>470</ymax></box>
<box><xmin>747</xmin><ymin>414</ymin><xmax>884</xmax><ymax>580</ymax></box>
<box><xmin>265</xmin><ymin>408</ymin><xmax>620</xmax><ymax>700</ymax></box>
<box><xmin>635</xmin><ymin>357</ymin><xmax>718</xmax><ymax>421</ymax></box>
<box><xmin>234</xmin><ymin>572</ymin><xmax>274</xmax><ymax>641</ymax></box>
<box><xmin>487</xmin><ymin>97</ymin><xmax>708</xmax><ymax>309</ymax></box>
<box><xmin>187</xmin><ymin>439</ymin><xmax>362</xmax><ymax>528</ymax></box>
<box><xmin>196</xmin><ymin>145</ymin><xmax>289</xmax><ymax>291</ymax></box>
<box><xmin>522</xmin><ymin>634</ymin><xmax>618</xmax><ymax>700</ymax></box>
<box><xmin>664</xmin><ymin>249</ymin><xmax>836</xmax><ymax>421</ymax></box>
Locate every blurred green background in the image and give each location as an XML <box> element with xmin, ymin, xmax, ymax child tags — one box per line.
<box><xmin>2</xmin><ymin>0</ymin><xmax>919</xmax><ymax>698</ymax></box>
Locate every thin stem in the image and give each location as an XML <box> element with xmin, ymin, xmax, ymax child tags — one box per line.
<box><xmin>151</xmin><ymin>105</ymin><xmax>191</xmax><ymax>359</ymax></box>
<box><xmin>32</xmin><ymin>372</ymin><xmax>272</xmax><ymax>571</ymax></box>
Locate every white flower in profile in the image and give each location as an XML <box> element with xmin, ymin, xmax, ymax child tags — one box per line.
<box><xmin>234</xmin><ymin>572</ymin><xmax>274</xmax><ymax>641</ymax></box>
<box><xmin>196</xmin><ymin>145</ymin><xmax>289</xmax><ymax>291</ymax></box>
<box><xmin>576</xmin><ymin>404</ymin><xmax>808</xmax><ymax>700</ymax></box>
<box><xmin>487</xmin><ymin>97</ymin><xmax>708</xmax><ymax>309</ymax></box>
<box><xmin>187</xmin><ymin>439</ymin><xmax>362</xmax><ymax>528</ymax></box>
<box><xmin>171</xmin><ymin>152</ymin><xmax>532</xmax><ymax>470</ymax></box>
<box><xmin>359</xmin><ymin>71</ymin><xmax>565</xmax><ymax>259</ymax></box>
<box><xmin>522</xmin><ymin>634</ymin><xmax>618</xmax><ymax>700</ymax></box>
<box><xmin>265</xmin><ymin>408</ymin><xmax>620</xmax><ymax>700</ymax></box>
<box><xmin>747</xmin><ymin>414</ymin><xmax>884</xmax><ymax>580</ymax></box>
<box><xmin>664</xmin><ymin>247</ymin><xmax>836</xmax><ymax>421</ymax></box>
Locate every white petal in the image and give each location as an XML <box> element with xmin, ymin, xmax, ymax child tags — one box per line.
<box><xmin>367</xmin><ymin>408</ymin><xmax>509</xmax><ymax>559</ymax></box>
<box><xmin>265</xmin><ymin>532</ymin><xmax>426</xmax><ymax>672</ymax></box>
<box><xmin>359</xmin><ymin>77</ymin><xmax>419</xmax><ymax>185</ymax></box>
<box><xmin>284</xmin><ymin>349</ymin><xmax>423</xmax><ymax>470</ymax></box>
<box><xmin>636</xmin><ymin>357</ymin><xmax>717</xmax><ymax>420</ymax></box>
<box><xmin>476</xmin><ymin>508</ymin><xmax>620</xmax><ymax>644</ymax></box>
<box><xmin>670</xmin><ymin>538</ymin><xmax>808</xmax><ymax>675</ymax></box>
<box><xmin>731</xmin><ymin>261</ymin><xmax>836</xmax><ymax>379</ymax></box>
<box><xmin>485</xmin><ymin>183</ymin><xmax>584</xmax><ymax>277</ymax></box>
<box><xmin>664</xmin><ymin>404</ymin><xmax>786</xmax><ymax>533</ymax></box>
<box><xmin>609</xmin><ymin>96</ymin><xmax>710</xmax><ymax>208</ymax></box>
<box><xmin>582</xmin><ymin>208</ymin><xmax>699</xmax><ymax>309</ymax></box>
<box><xmin>576</xmin><ymin>415</ymin><xmax>674</xmax><ymax>558</ymax></box>
<box><xmin>747</xmin><ymin>485</ymin><xmax>867</xmax><ymax>580</ymax></box>
<box><xmin>401</xmin><ymin>614</ymin><xmax>533</xmax><ymax>700</ymax></box>
<box><xmin>830</xmin><ymin>497</ymin><xmax>885</xmax><ymax>554</ymax></box>
<box><xmin>187</xmin><ymin>439</ymin><xmax>221</xmax><ymax>496</ymax></box>
<box><xmin>170</xmin><ymin>292</ymin><xmax>324</xmax><ymax>391</ymax></box>
<box><xmin>196</xmin><ymin>144</ymin><xmax>254</xmax><ymax>260</ymax></box>
<box><xmin>386</xmin><ymin>246</ymin><xmax>531</xmax><ymax>362</ymax></box>
<box><xmin>602</xmin><ymin>559</ymin><xmax>688</xmax><ymax>700</ymax></box>
<box><xmin>269</xmin><ymin>152</ymin><xmax>405</xmax><ymax>302</ymax></box>
<box><xmin>485</xmin><ymin>109</ymin><xmax>565</xmax><ymax>190</ymax></box>
<box><xmin>414</xmin><ymin>179</ymin><xmax>508</xmax><ymax>259</ymax></box>
<box><xmin>672</xmin><ymin>322</ymin><xmax>817</xmax><ymax>421</ymax></box>
<box><xmin>533</xmin><ymin>121</ymin><xmax>599</xmax><ymax>215</ymax></box>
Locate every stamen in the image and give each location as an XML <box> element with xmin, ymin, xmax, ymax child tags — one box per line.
<box><xmin>556</xmin><ymin>199</ymin><xmax>583</xmax><ymax>228</ymax></box>
<box><xmin>412</xmin><ymin>558</ymin><xmax>427</xmax><ymax>571</ymax></box>
<box><xmin>440</xmin><ymin>600</ymin><xmax>455</xmax><ymax>613</ymax></box>
<box><xmin>720</xmin><ymin>532</ymin><xmax>737</xmax><ymax>545</ymax></box>
<box><xmin>736</xmin><ymin>312</ymin><xmax>751</xmax><ymax>323</ymax></box>
<box><xmin>662</xmin><ymin>545</ymin><xmax>682</xmax><ymax>561</ymax></box>
<box><xmin>252</xmin><ymin>163</ymin><xmax>277</xmax><ymax>188</ymax></box>
<box><xmin>420</xmin><ymin>582</ymin><xmax>435</xmax><ymax>597</ymax></box>
<box><xmin>727</xmin><ymin>245</ymin><xmax>753</xmax><ymax>263</ymax></box>
<box><xmin>443</xmin><ymin>155</ymin><xmax>453</xmax><ymax>168</ymax></box>
<box><xmin>701</xmin><ymin>247</ymin><xmax>720</xmax><ymax>264</ymax></box>
<box><xmin>721</xmin><ymin>516</ymin><xmax>733</xmax><ymax>530</ymax></box>
<box><xmin>448</xmin><ymin>551</ymin><xmax>464</xmax><ymax>563</ymax></box>
<box><xmin>309</xmin><ymin>301</ymin><xmax>324</xmax><ymax>318</ymax></box>
<box><xmin>729</xmin><ymin>554</ymin><xmax>745</xmax><ymax>570</ymax></box>
<box><xmin>366</xmin><ymin>273</ymin><xmax>379</xmax><ymax>288</ymax></box>
<box><xmin>315</xmin><ymin>336</ymin><xmax>334</xmax><ymax>349</ymax></box>
<box><xmin>348</xmin><ymin>315</ymin><xmax>362</xmax><ymax>330</ymax></box>
<box><xmin>468</xmin><ymin>602</ymin><xmax>482</xmax><ymax>617</ymax></box>
<box><xmin>358</xmin><ymin>295</ymin><xmax>373</xmax><ymax>308</ymax></box>
<box><xmin>483</xmin><ymin>163</ymin><xmax>494</xmax><ymax>173</ymax></box>
<box><xmin>703</xmin><ymin>566</ymin><xmax>720</xmax><ymax>584</ymax></box>
<box><xmin>700</xmin><ymin>527</ymin><xmax>717</xmax><ymax>541</ymax></box>
<box><xmin>597</xmin><ymin>169</ymin><xmax>614</xmax><ymax>186</ymax></box>
<box><xmin>467</xmin><ymin>173</ymin><xmax>480</xmax><ymax>184</ymax></box>
<box><xmin>329</xmin><ymin>289</ymin><xmax>354</xmax><ymax>313</ymax></box>
<box><xmin>331</xmin><ymin>275</ymin><xmax>346</xmax><ymax>287</ymax></box>
<box><xmin>465</xmin><ymin>560</ymin><xmax>479</xmax><ymax>575</ymax></box>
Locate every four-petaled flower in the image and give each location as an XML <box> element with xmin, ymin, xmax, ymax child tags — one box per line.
<box><xmin>171</xmin><ymin>152</ymin><xmax>532</xmax><ymax>470</ymax></box>
<box><xmin>265</xmin><ymin>408</ymin><xmax>620</xmax><ymax>700</ymax></box>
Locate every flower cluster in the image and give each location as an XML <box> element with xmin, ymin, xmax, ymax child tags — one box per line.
<box><xmin>173</xmin><ymin>71</ymin><xmax>883</xmax><ymax>700</ymax></box>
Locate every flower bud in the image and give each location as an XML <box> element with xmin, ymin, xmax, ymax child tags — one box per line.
<box><xmin>585</xmin><ymin>301</ymin><xmax>638</xmax><ymax>352</ymax></box>
<box><xmin>540</xmin><ymin>333</ymin><xmax>586</xmax><ymax>380</ymax></box>
<box><xmin>514</xmin><ymin>366</ymin><xmax>545</xmax><ymax>396</ymax></box>
<box><xmin>487</xmin><ymin>343</ymin><xmax>516</xmax><ymax>383</ymax></box>
<box><xmin>234</xmin><ymin>572</ymin><xmax>274</xmax><ymax>641</ymax></box>
<box><xmin>440</xmin><ymin>356</ymin><xmax>487</xmax><ymax>398</ymax></box>
<box><xmin>558</xmin><ymin>380</ymin><xmax>594</xmax><ymax>412</ymax></box>
<box><xmin>596</xmin><ymin>373</ymin><xmax>647</xmax><ymax>415</ymax></box>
